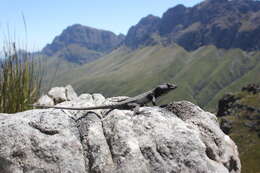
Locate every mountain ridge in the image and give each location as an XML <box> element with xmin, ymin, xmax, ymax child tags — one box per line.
<box><xmin>40</xmin><ymin>0</ymin><xmax>260</xmax><ymax>64</ymax></box>
<box><xmin>42</xmin><ymin>24</ymin><xmax>125</xmax><ymax>64</ymax></box>
<box><xmin>125</xmin><ymin>0</ymin><xmax>260</xmax><ymax>51</ymax></box>
<box><xmin>40</xmin><ymin>0</ymin><xmax>260</xmax><ymax>111</ymax></box>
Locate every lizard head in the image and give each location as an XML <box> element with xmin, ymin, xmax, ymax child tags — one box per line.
<box><xmin>154</xmin><ymin>83</ymin><xmax>177</xmax><ymax>97</ymax></box>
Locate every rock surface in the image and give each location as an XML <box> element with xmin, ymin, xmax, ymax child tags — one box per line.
<box><xmin>37</xmin><ymin>85</ymin><xmax>78</xmax><ymax>106</ymax></box>
<box><xmin>0</xmin><ymin>90</ymin><xmax>241</xmax><ymax>172</ymax></box>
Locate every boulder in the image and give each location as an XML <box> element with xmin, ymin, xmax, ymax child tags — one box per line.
<box><xmin>47</xmin><ymin>86</ymin><xmax>67</xmax><ymax>103</ymax></box>
<box><xmin>36</xmin><ymin>95</ymin><xmax>55</xmax><ymax>106</ymax></box>
<box><xmin>0</xmin><ymin>95</ymin><xmax>241</xmax><ymax>173</ymax></box>
<box><xmin>37</xmin><ymin>85</ymin><xmax>78</xmax><ymax>105</ymax></box>
<box><xmin>165</xmin><ymin>101</ymin><xmax>240</xmax><ymax>172</ymax></box>
<box><xmin>65</xmin><ymin>85</ymin><xmax>78</xmax><ymax>101</ymax></box>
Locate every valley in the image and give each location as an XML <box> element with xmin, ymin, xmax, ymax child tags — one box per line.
<box><xmin>45</xmin><ymin>44</ymin><xmax>260</xmax><ymax>111</ymax></box>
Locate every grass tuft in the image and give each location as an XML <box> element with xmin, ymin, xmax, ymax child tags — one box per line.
<box><xmin>0</xmin><ymin>42</ymin><xmax>42</xmax><ymax>113</ymax></box>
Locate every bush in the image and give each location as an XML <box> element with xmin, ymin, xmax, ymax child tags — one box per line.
<box><xmin>0</xmin><ymin>42</ymin><xmax>42</xmax><ymax>113</ymax></box>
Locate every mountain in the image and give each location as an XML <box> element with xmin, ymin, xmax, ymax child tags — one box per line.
<box><xmin>41</xmin><ymin>0</ymin><xmax>260</xmax><ymax>111</ymax></box>
<box><xmin>124</xmin><ymin>0</ymin><xmax>260</xmax><ymax>51</ymax></box>
<box><xmin>42</xmin><ymin>24</ymin><xmax>125</xmax><ymax>64</ymax></box>
<box><xmin>35</xmin><ymin>1</ymin><xmax>260</xmax><ymax>172</ymax></box>
<box><xmin>41</xmin><ymin>0</ymin><xmax>260</xmax><ymax>62</ymax></box>
<box><xmin>125</xmin><ymin>15</ymin><xmax>161</xmax><ymax>49</ymax></box>
<box><xmin>49</xmin><ymin>44</ymin><xmax>260</xmax><ymax>111</ymax></box>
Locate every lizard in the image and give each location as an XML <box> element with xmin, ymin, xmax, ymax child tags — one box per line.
<box><xmin>30</xmin><ymin>83</ymin><xmax>177</xmax><ymax>111</ymax></box>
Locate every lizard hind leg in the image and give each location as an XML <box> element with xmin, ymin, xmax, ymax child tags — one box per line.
<box><xmin>133</xmin><ymin>105</ymin><xmax>141</xmax><ymax>116</ymax></box>
<box><xmin>127</xmin><ymin>103</ymin><xmax>141</xmax><ymax>116</ymax></box>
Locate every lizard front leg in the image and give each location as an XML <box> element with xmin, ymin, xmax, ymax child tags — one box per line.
<box><xmin>152</xmin><ymin>95</ymin><xmax>157</xmax><ymax>106</ymax></box>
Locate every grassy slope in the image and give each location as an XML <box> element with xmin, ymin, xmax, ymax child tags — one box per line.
<box><xmin>40</xmin><ymin>44</ymin><xmax>105</xmax><ymax>92</ymax></box>
<box><xmin>220</xmin><ymin>91</ymin><xmax>260</xmax><ymax>173</ymax></box>
<box><xmin>40</xmin><ymin>55</ymin><xmax>80</xmax><ymax>92</ymax></box>
<box><xmin>53</xmin><ymin>44</ymin><xmax>104</xmax><ymax>64</ymax></box>
<box><xmin>50</xmin><ymin>44</ymin><xmax>260</xmax><ymax>110</ymax></box>
<box><xmin>207</xmin><ymin>62</ymin><xmax>260</xmax><ymax>110</ymax></box>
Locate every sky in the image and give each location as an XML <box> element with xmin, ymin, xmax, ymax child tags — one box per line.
<box><xmin>0</xmin><ymin>0</ymin><xmax>203</xmax><ymax>51</ymax></box>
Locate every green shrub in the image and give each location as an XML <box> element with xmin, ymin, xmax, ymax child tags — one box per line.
<box><xmin>0</xmin><ymin>42</ymin><xmax>42</xmax><ymax>113</ymax></box>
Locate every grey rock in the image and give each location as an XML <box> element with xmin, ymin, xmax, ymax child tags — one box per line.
<box><xmin>165</xmin><ymin>101</ymin><xmax>241</xmax><ymax>172</ymax></box>
<box><xmin>47</xmin><ymin>86</ymin><xmax>67</xmax><ymax>104</ymax></box>
<box><xmin>92</xmin><ymin>93</ymin><xmax>106</xmax><ymax>105</ymax></box>
<box><xmin>36</xmin><ymin>95</ymin><xmax>55</xmax><ymax>106</ymax></box>
<box><xmin>79</xmin><ymin>93</ymin><xmax>94</xmax><ymax>102</ymax></box>
<box><xmin>65</xmin><ymin>85</ymin><xmax>78</xmax><ymax>101</ymax></box>
<box><xmin>42</xmin><ymin>85</ymin><xmax>78</xmax><ymax>105</ymax></box>
<box><xmin>0</xmin><ymin>98</ymin><xmax>241</xmax><ymax>173</ymax></box>
<box><xmin>0</xmin><ymin>110</ymin><xmax>85</xmax><ymax>173</ymax></box>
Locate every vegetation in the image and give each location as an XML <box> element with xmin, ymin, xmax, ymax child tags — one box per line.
<box><xmin>218</xmin><ymin>89</ymin><xmax>260</xmax><ymax>173</ymax></box>
<box><xmin>47</xmin><ymin>44</ymin><xmax>260</xmax><ymax>111</ymax></box>
<box><xmin>0</xmin><ymin>43</ymin><xmax>42</xmax><ymax>113</ymax></box>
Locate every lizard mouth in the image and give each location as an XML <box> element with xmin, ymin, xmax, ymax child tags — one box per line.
<box><xmin>169</xmin><ymin>85</ymin><xmax>177</xmax><ymax>89</ymax></box>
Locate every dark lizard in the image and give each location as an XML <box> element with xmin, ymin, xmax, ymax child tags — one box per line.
<box><xmin>30</xmin><ymin>83</ymin><xmax>177</xmax><ymax>111</ymax></box>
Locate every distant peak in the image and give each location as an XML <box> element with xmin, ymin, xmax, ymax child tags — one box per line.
<box><xmin>42</xmin><ymin>24</ymin><xmax>125</xmax><ymax>57</ymax></box>
<box><xmin>139</xmin><ymin>15</ymin><xmax>160</xmax><ymax>24</ymax></box>
<box><xmin>70</xmin><ymin>24</ymin><xmax>83</xmax><ymax>27</ymax></box>
<box><xmin>206</xmin><ymin>0</ymin><xmax>253</xmax><ymax>3</ymax></box>
<box><xmin>145</xmin><ymin>14</ymin><xmax>160</xmax><ymax>19</ymax></box>
<box><xmin>206</xmin><ymin>0</ymin><xmax>228</xmax><ymax>2</ymax></box>
<box><xmin>66</xmin><ymin>24</ymin><xmax>97</xmax><ymax>31</ymax></box>
<box><xmin>174</xmin><ymin>4</ymin><xmax>186</xmax><ymax>9</ymax></box>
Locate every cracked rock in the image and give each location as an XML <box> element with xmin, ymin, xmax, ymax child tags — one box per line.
<box><xmin>0</xmin><ymin>95</ymin><xmax>241</xmax><ymax>173</ymax></box>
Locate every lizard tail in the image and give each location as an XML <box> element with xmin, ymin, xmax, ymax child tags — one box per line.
<box><xmin>29</xmin><ymin>104</ymin><xmax>111</xmax><ymax>110</ymax></box>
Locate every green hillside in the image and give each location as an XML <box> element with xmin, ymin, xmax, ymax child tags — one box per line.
<box><xmin>217</xmin><ymin>87</ymin><xmax>260</xmax><ymax>173</ymax></box>
<box><xmin>40</xmin><ymin>54</ymin><xmax>81</xmax><ymax>92</ymax></box>
<box><xmin>49</xmin><ymin>44</ymin><xmax>260</xmax><ymax>110</ymax></box>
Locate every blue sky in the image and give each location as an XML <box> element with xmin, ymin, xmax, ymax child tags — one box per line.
<box><xmin>0</xmin><ymin>0</ymin><xmax>203</xmax><ymax>51</ymax></box>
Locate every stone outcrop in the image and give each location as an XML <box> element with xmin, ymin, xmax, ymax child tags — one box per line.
<box><xmin>242</xmin><ymin>83</ymin><xmax>260</xmax><ymax>94</ymax></box>
<box><xmin>0</xmin><ymin>87</ymin><xmax>241</xmax><ymax>173</ymax></box>
<box><xmin>36</xmin><ymin>85</ymin><xmax>78</xmax><ymax>106</ymax></box>
<box><xmin>217</xmin><ymin>93</ymin><xmax>238</xmax><ymax>117</ymax></box>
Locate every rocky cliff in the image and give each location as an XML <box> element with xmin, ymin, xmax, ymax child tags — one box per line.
<box><xmin>40</xmin><ymin>0</ymin><xmax>260</xmax><ymax>65</ymax></box>
<box><xmin>125</xmin><ymin>0</ymin><xmax>260</xmax><ymax>51</ymax></box>
<box><xmin>125</xmin><ymin>15</ymin><xmax>161</xmax><ymax>49</ymax></box>
<box><xmin>0</xmin><ymin>86</ymin><xmax>241</xmax><ymax>173</ymax></box>
<box><xmin>42</xmin><ymin>24</ymin><xmax>125</xmax><ymax>64</ymax></box>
